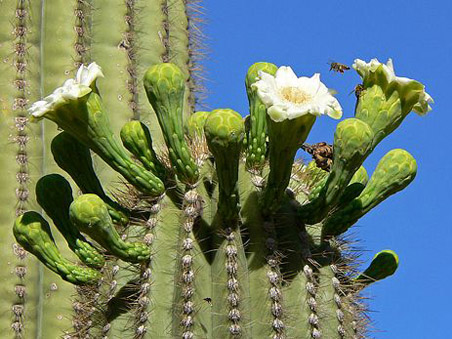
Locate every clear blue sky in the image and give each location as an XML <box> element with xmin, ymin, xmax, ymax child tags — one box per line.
<box><xmin>203</xmin><ymin>1</ymin><xmax>451</xmax><ymax>338</ymax></box>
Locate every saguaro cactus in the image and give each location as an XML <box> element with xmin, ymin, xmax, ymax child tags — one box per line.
<box><xmin>9</xmin><ymin>53</ymin><xmax>432</xmax><ymax>339</ymax></box>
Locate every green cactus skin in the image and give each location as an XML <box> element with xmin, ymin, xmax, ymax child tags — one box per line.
<box><xmin>51</xmin><ymin>132</ymin><xmax>130</xmax><ymax>226</ymax></box>
<box><xmin>143</xmin><ymin>63</ymin><xmax>199</xmax><ymax>184</ymax></box>
<box><xmin>36</xmin><ymin>174</ymin><xmax>105</xmax><ymax>269</ymax></box>
<box><xmin>323</xmin><ymin>149</ymin><xmax>417</xmax><ymax>237</ymax></box>
<box><xmin>356</xmin><ymin>250</ymin><xmax>399</xmax><ymax>286</ymax></box>
<box><xmin>120</xmin><ymin>120</ymin><xmax>168</xmax><ymax>179</ymax></box>
<box><xmin>69</xmin><ymin>194</ymin><xmax>151</xmax><ymax>263</ymax></box>
<box><xmin>245</xmin><ymin>62</ymin><xmax>278</xmax><ymax>171</ymax></box>
<box><xmin>13</xmin><ymin>211</ymin><xmax>101</xmax><ymax>285</ymax></box>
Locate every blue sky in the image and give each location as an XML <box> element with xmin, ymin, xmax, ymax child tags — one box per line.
<box><xmin>203</xmin><ymin>1</ymin><xmax>451</xmax><ymax>338</ymax></box>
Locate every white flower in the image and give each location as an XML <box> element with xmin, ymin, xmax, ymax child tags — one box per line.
<box><xmin>29</xmin><ymin>62</ymin><xmax>104</xmax><ymax>119</ymax></box>
<box><xmin>353</xmin><ymin>58</ymin><xmax>395</xmax><ymax>83</ymax></box>
<box><xmin>252</xmin><ymin>66</ymin><xmax>342</xmax><ymax>122</ymax></box>
<box><xmin>352</xmin><ymin>58</ymin><xmax>433</xmax><ymax>115</ymax></box>
<box><xmin>76</xmin><ymin>62</ymin><xmax>104</xmax><ymax>86</ymax></box>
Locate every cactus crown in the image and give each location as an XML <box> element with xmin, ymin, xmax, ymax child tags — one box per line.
<box><xmin>12</xmin><ymin>57</ymin><xmax>431</xmax><ymax>338</ymax></box>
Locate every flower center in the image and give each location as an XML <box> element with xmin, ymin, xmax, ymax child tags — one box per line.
<box><xmin>279</xmin><ymin>87</ymin><xmax>311</xmax><ymax>104</ymax></box>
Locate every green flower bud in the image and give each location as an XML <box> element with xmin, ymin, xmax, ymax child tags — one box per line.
<box><xmin>120</xmin><ymin>120</ymin><xmax>168</xmax><ymax>179</ymax></box>
<box><xmin>245</xmin><ymin>62</ymin><xmax>278</xmax><ymax>170</ymax></box>
<box><xmin>36</xmin><ymin>174</ymin><xmax>105</xmax><ymax>268</ymax></box>
<box><xmin>323</xmin><ymin>149</ymin><xmax>417</xmax><ymax>237</ymax></box>
<box><xmin>70</xmin><ymin>194</ymin><xmax>150</xmax><ymax>263</ymax></box>
<box><xmin>204</xmin><ymin>109</ymin><xmax>245</xmax><ymax>220</ymax></box>
<box><xmin>13</xmin><ymin>211</ymin><xmax>101</xmax><ymax>285</ymax></box>
<box><xmin>355</xmin><ymin>250</ymin><xmax>399</xmax><ymax>287</ymax></box>
<box><xmin>143</xmin><ymin>63</ymin><xmax>199</xmax><ymax>184</ymax></box>
<box><xmin>186</xmin><ymin>111</ymin><xmax>210</xmax><ymax>138</ymax></box>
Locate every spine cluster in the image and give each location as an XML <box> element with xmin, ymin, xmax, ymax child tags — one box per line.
<box><xmin>264</xmin><ymin>221</ymin><xmax>285</xmax><ymax>339</ymax></box>
<box><xmin>180</xmin><ymin>190</ymin><xmax>202</xmax><ymax>338</ymax></box>
<box><xmin>304</xmin><ymin>265</ymin><xmax>321</xmax><ymax>339</ymax></box>
<box><xmin>224</xmin><ymin>228</ymin><xmax>242</xmax><ymax>337</ymax></box>
<box><xmin>122</xmin><ymin>0</ymin><xmax>139</xmax><ymax>120</ymax></box>
<box><xmin>11</xmin><ymin>1</ymin><xmax>30</xmax><ymax>336</ymax></box>
<box><xmin>74</xmin><ymin>0</ymin><xmax>92</xmax><ymax>67</ymax></box>
<box><xmin>134</xmin><ymin>199</ymin><xmax>161</xmax><ymax>338</ymax></box>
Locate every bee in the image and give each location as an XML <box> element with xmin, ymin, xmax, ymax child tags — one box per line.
<box><xmin>301</xmin><ymin>142</ymin><xmax>333</xmax><ymax>172</ymax></box>
<box><xmin>203</xmin><ymin>297</ymin><xmax>212</xmax><ymax>306</ymax></box>
<box><xmin>328</xmin><ymin>61</ymin><xmax>350</xmax><ymax>74</ymax></box>
<box><xmin>349</xmin><ymin>84</ymin><xmax>365</xmax><ymax>99</ymax></box>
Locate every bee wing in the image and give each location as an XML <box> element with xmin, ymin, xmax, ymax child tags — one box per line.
<box><xmin>328</xmin><ymin>88</ymin><xmax>338</xmax><ymax>96</ymax></box>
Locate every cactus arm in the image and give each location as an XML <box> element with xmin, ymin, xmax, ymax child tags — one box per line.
<box><xmin>204</xmin><ymin>109</ymin><xmax>251</xmax><ymax>337</ymax></box>
<box><xmin>239</xmin><ymin>168</ymin><xmax>275</xmax><ymax>337</ymax></box>
<box><xmin>140</xmin><ymin>194</ymin><xmax>186</xmax><ymax>338</ymax></box>
<box><xmin>13</xmin><ymin>212</ymin><xmax>101</xmax><ymax>285</ymax></box>
<box><xmin>262</xmin><ymin>114</ymin><xmax>316</xmax><ymax>213</ymax></box>
<box><xmin>323</xmin><ymin>149</ymin><xmax>417</xmax><ymax>237</ymax></box>
<box><xmin>245</xmin><ymin>62</ymin><xmax>278</xmax><ymax>171</ymax></box>
<box><xmin>316</xmin><ymin>264</ymin><xmax>348</xmax><ymax>338</ymax></box>
<box><xmin>69</xmin><ymin>194</ymin><xmax>150</xmax><ymax>263</ymax></box>
<box><xmin>120</xmin><ymin>120</ymin><xmax>168</xmax><ymax>179</ymax></box>
<box><xmin>36</xmin><ymin>174</ymin><xmax>105</xmax><ymax>268</ymax></box>
<box><xmin>143</xmin><ymin>63</ymin><xmax>199</xmax><ymax>184</ymax></box>
<box><xmin>51</xmin><ymin>132</ymin><xmax>129</xmax><ymax>226</ymax></box>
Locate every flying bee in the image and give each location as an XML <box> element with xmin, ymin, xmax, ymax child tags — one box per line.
<box><xmin>349</xmin><ymin>84</ymin><xmax>365</xmax><ymax>99</ymax></box>
<box><xmin>328</xmin><ymin>61</ymin><xmax>350</xmax><ymax>74</ymax></box>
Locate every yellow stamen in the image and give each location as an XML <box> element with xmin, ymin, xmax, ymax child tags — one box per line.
<box><xmin>279</xmin><ymin>87</ymin><xmax>311</xmax><ymax>104</ymax></box>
